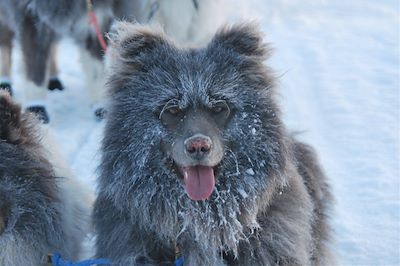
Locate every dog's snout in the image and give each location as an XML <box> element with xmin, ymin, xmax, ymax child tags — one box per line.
<box><xmin>184</xmin><ymin>134</ymin><xmax>212</xmax><ymax>160</ymax></box>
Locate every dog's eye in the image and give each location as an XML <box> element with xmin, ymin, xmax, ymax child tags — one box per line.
<box><xmin>159</xmin><ymin>99</ymin><xmax>181</xmax><ymax>120</ymax></box>
<box><xmin>159</xmin><ymin>102</ymin><xmax>182</xmax><ymax>126</ymax></box>
<box><xmin>211</xmin><ymin>100</ymin><xmax>230</xmax><ymax>126</ymax></box>
<box><xmin>212</xmin><ymin>106</ymin><xmax>224</xmax><ymax>113</ymax></box>
<box><xmin>211</xmin><ymin>101</ymin><xmax>229</xmax><ymax>114</ymax></box>
<box><xmin>167</xmin><ymin>106</ymin><xmax>180</xmax><ymax>115</ymax></box>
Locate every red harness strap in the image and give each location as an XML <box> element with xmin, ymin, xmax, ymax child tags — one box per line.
<box><xmin>86</xmin><ymin>0</ymin><xmax>108</xmax><ymax>52</ymax></box>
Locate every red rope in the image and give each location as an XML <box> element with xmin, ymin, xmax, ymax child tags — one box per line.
<box><xmin>87</xmin><ymin>1</ymin><xmax>108</xmax><ymax>52</ymax></box>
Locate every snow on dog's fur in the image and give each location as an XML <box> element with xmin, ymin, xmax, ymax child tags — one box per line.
<box><xmin>0</xmin><ymin>91</ymin><xmax>92</xmax><ymax>265</ymax></box>
<box><xmin>94</xmin><ymin>23</ymin><xmax>333</xmax><ymax>265</ymax></box>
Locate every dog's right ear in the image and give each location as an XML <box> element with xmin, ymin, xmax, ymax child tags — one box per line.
<box><xmin>107</xmin><ymin>22</ymin><xmax>167</xmax><ymax>66</ymax></box>
<box><xmin>210</xmin><ymin>23</ymin><xmax>270</xmax><ymax>59</ymax></box>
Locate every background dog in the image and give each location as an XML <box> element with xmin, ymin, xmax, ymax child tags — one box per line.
<box><xmin>0</xmin><ymin>0</ymin><xmax>223</xmax><ymax>123</ymax></box>
<box><xmin>93</xmin><ymin>23</ymin><xmax>333</xmax><ymax>265</ymax></box>
<box><xmin>0</xmin><ymin>91</ymin><xmax>92</xmax><ymax>265</ymax></box>
<box><xmin>0</xmin><ymin>0</ymin><xmax>114</xmax><ymax>123</ymax></box>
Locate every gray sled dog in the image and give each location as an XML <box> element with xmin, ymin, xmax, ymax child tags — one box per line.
<box><xmin>94</xmin><ymin>22</ymin><xmax>333</xmax><ymax>265</ymax></box>
<box><xmin>0</xmin><ymin>92</ymin><xmax>91</xmax><ymax>265</ymax></box>
<box><xmin>0</xmin><ymin>0</ymin><xmax>222</xmax><ymax>122</ymax></box>
<box><xmin>0</xmin><ymin>0</ymin><xmax>114</xmax><ymax>122</ymax></box>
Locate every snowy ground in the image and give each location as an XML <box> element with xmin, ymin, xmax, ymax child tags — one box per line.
<box><xmin>8</xmin><ymin>0</ymin><xmax>399</xmax><ymax>265</ymax></box>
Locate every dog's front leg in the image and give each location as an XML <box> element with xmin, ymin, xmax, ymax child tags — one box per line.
<box><xmin>94</xmin><ymin>197</ymin><xmax>175</xmax><ymax>265</ymax></box>
<box><xmin>231</xmin><ymin>176</ymin><xmax>314</xmax><ymax>266</ymax></box>
<box><xmin>178</xmin><ymin>240</ymin><xmax>226</xmax><ymax>266</ymax></box>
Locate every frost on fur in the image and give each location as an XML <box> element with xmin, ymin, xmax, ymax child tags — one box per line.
<box><xmin>94</xmin><ymin>23</ymin><xmax>333</xmax><ymax>265</ymax></box>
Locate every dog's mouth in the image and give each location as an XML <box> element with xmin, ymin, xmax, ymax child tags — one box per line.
<box><xmin>178</xmin><ymin>165</ymin><xmax>216</xmax><ymax>201</ymax></box>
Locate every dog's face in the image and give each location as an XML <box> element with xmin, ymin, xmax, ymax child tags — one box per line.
<box><xmin>159</xmin><ymin>95</ymin><xmax>229</xmax><ymax>200</ymax></box>
<box><xmin>103</xmin><ymin>23</ymin><xmax>287</xmax><ymax>205</ymax></box>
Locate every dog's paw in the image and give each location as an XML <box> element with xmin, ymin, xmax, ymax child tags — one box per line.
<box><xmin>48</xmin><ymin>77</ymin><xmax>64</xmax><ymax>91</ymax></box>
<box><xmin>26</xmin><ymin>105</ymin><xmax>50</xmax><ymax>124</ymax></box>
<box><xmin>0</xmin><ymin>82</ymin><xmax>13</xmax><ymax>96</ymax></box>
<box><xmin>0</xmin><ymin>92</ymin><xmax>21</xmax><ymax>140</ymax></box>
<box><xmin>94</xmin><ymin>107</ymin><xmax>107</xmax><ymax>121</ymax></box>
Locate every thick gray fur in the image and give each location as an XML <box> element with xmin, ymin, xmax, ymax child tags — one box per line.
<box><xmin>0</xmin><ymin>92</ymin><xmax>87</xmax><ymax>265</ymax></box>
<box><xmin>94</xmin><ymin>23</ymin><xmax>333</xmax><ymax>265</ymax></box>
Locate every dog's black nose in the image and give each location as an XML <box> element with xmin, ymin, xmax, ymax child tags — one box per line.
<box><xmin>184</xmin><ymin>134</ymin><xmax>212</xmax><ymax>160</ymax></box>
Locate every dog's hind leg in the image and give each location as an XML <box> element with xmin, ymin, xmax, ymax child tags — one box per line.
<box><xmin>47</xmin><ymin>42</ymin><xmax>64</xmax><ymax>91</ymax></box>
<box><xmin>0</xmin><ymin>21</ymin><xmax>14</xmax><ymax>95</ymax></box>
<box><xmin>80</xmin><ymin>49</ymin><xmax>107</xmax><ymax>120</ymax></box>
<box><xmin>19</xmin><ymin>13</ymin><xmax>55</xmax><ymax>123</ymax></box>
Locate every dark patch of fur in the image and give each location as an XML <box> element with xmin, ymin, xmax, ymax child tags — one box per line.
<box><xmin>0</xmin><ymin>93</ymin><xmax>21</xmax><ymax>142</ymax></box>
<box><xmin>94</xmin><ymin>23</ymin><xmax>333</xmax><ymax>265</ymax></box>
<box><xmin>0</xmin><ymin>193</ymin><xmax>10</xmax><ymax>235</ymax></box>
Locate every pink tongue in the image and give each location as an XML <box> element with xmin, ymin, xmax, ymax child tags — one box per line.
<box><xmin>182</xmin><ymin>166</ymin><xmax>215</xmax><ymax>201</ymax></box>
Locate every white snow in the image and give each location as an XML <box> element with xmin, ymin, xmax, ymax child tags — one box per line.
<box><xmin>8</xmin><ymin>0</ymin><xmax>399</xmax><ymax>265</ymax></box>
<box><xmin>245</xmin><ymin>168</ymin><xmax>255</xmax><ymax>176</ymax></box>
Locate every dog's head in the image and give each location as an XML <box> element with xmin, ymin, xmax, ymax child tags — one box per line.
<box><xmin>102</xmin><ymin>22</ymin><xmax>288</xmax><ymax>204</ymax></box>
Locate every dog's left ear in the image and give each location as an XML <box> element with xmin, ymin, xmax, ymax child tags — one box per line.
<box><xmin>107</xmin><ymin>22</ymin><xmax>167</xmax><ymax>64</ymax></box>
<box><xmin>210</xmin><ymin>23</ymin><xmax>270</xmax><ymax>58</ymax></box>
